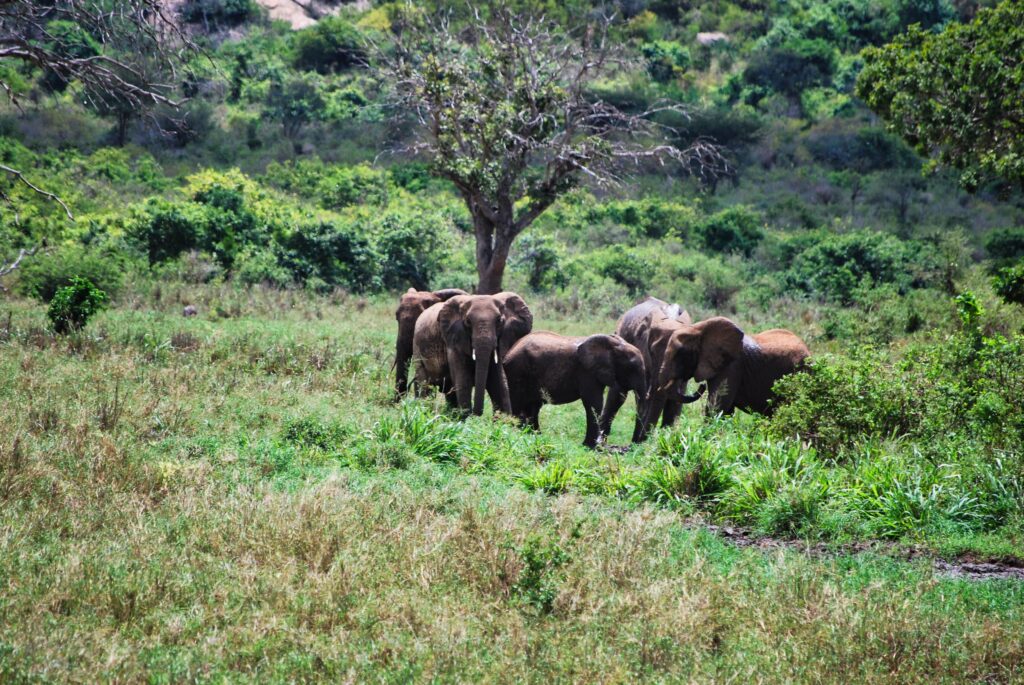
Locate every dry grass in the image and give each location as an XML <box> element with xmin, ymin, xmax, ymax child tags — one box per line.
<box><xmin>1</xmin><ymin>291</ymin><xmax>1023</xmax><ymax>683</ymax></box>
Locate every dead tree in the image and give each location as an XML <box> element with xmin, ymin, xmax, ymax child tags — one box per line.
<box><xmin>378</xmin><ymin>5</ymin><xmax>726</xmax><ymax>294</ymax></box>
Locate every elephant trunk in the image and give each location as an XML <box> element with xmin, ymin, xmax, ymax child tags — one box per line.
<box><xmin>395</xmin><ymin>319</ymin><xmax>415</xmax><ymax>396</ymax></box>
<box><xmin>472</xmin><ymin>343</ymin><xmax>495</xmax><ymax>416</ymax></box>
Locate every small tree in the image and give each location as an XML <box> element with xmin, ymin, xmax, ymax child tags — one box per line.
<box><xmin>379</xmin><ymin>6</ymin><xmax>723</xmax><ymax>293</ymax></box>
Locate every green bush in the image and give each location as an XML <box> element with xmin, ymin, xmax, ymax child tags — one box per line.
<box><xmin>317</xmin><ymin>164</ymin><xmax>388</xmax><ymax>209</ymax></box>
<box><xmin>807</xmin><ymin>125</ymin><xmax>919</xmax><ymax>172</ymax></box>
<box><xmin>785</xmin><ymin>230</ymin><xmax>935</xmax><ymax>304</ymax></box>
<box><xmin>277</xmin><ymin>220</ymin><xmax>378</xmax><ymax>292</ymax></box>
<box><xmin>641</xmin><ymin>40</ymin><xmax>691</xmax><ymax>82</ymax></box>
<box><xmin>130</xmin><ymin>200</ymin><xmax>211</xmax><ymax>265</ymax></box>
<box><xmin>47</xmin><ymin>277</ymin><xmax>108</xmax><ymax>334</ymax></box>
<box><xmin>697</xmin><ymin>206</ymin><xmax>764</xmax><ymax>256</ymax></box>
<box><xmin>292</xmin><ymin>17</ymin><xmax>367</xmax><ymax>74</ymax></box>
<box><xmin>180</xmin><ymin>0</ymin><xmax>258</xmax><ymax>28</ymax></box>
<box><xmin>16</xmin><ymin>247</ymin><xmax>123</xmax><ymax>302</ymax></box>
<box><xmin>372</xmin><ymin>210</ymin><xmax>448</xmax><ymax>291</ymax></box>
<box><xmin>993</xmin><ymin>263</ymin><xmax>1024</xmax><ymax>306</ymax></box>
<box><xmin>585</xmin><ymin>247</ymin><xmax>655</xmax><ymax>295</ymax></box>
<box><xmin>233</xmin><ymin>245</ymin><xmax>291</xmax><ymax>287</ymax></box>
<box><xmin>744</xmin><ymin>38</ymin><xmax>837</xmax><ymax>99</ymax></box>
<box><xmin>513</xmin><ymin>234</ymin><xmax>566</xmax><ymax>292</ymax></box>
<box><xmin>984</xmin><ymin>228</ymin><xmax>1024</xmax><ymax>268</ymax></box>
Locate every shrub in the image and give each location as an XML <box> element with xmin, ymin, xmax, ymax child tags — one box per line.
<box><xmin>16</xmin><ymin>246</ymin><xmax>123</xmax><ymax>302</ymax></box>
<box><xmin>992</xmin><ymin>263</ymin><xmax>1024</xmax><ymax>306</ymax></box>
<box><xmin>807</xmin><ymin>124</ymin><xmax>919</xmax><ymax>172</ymax></box>
<box><xmin>233</xmin><ymin>245</ymin><xmax>291</xmax><ymax>287</ymax></box>
<box><xmin>785</xmin><ymin>230</ymin><xmax>934</xmax><ymax>304</ymax></box>
<box><xmin>641</xmin><ymin>40</ymin><xmax>691</xmax><ymax>83</ymax></box>
<box><xmin>697</xmin><ymin>206</ymin><xmax>764</xmax><ymax>256</ymax></box>
<box><xmin>586</xmin><ymin>247</ymin><xmax>655</xmax><ymax>295</ymax></box>
<box><xmin>130</xmin><ymin>200</ymin><xmax>212</xmax><ymax>265</ymax></box>
<box><xmin>47</xmin><ymin>277</ymin><xmax>108</xmax><ymax>334</ymax></box>
<box><xmin>180</xmin><ymin>0</ymin><xmax>258</xmax><ymax>28</ymax></box>
<box><xmin>317</xmin><ymin>164</ymin><xmax>388</xmax><ymax>209</ymax></box>
<box><xmin>984</xmin><ymin>228</ymin><xmax>1024</xmax><ymax>268</ymax></box>
<box><xmin>372</xmin><ymin>210</ymin><xmax>448</xmax><ymax>291</ymax></box>
<box><xmin>277</xmin><ymin>220</ymin><xmax>378</xmax><ymax>291</ymax></box>
<box><xmin>292</xmin><ymin>17</ymin><xmax>367</xmax><ymax>74</ymax></box>
<box><xmin>513</xmin><ymin>234</ymin><xmax>566</xmax><ymax>292</ymax></box>
<box><xmin>744</xmin><ymin>38</ymin><xmax>837</xmax><ymax>98</ymax></box>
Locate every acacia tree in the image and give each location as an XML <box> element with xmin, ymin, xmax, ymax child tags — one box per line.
<box><xmin>379</xmin><ymin>7</ymin><xmax>724</xmax><ymax>294</ymax></box>
<box><xmin>0</xmin><ymin>0</ymin><xmax>195</xmax><ymax>276</ymax></box>
<box><xmin>856</xmin><ymin>0</ymin><xmax>1024</xmax><ymax>192</ymax></box>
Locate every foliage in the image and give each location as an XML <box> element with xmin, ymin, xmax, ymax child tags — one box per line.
<box><xmin>181</xmin><ymin>0</ymin><xmax>258</xmax><ymax>28</ymax></box>
<box><xmin>46</xmin><ymin>276</ymin><xmax>108</xmax><ymax>334</ymax></box>
<box><xmin>640</xmin><ymin>40</ymin><xmax>690</xmax><ymax>83</ymax></box>
<box><xmin>585</xmin><ymin>247</ymin><xmax>655</xmax><ymax>295</ymax></box>
<box><xmin>293</xmin><ymin>17</ymin><xmax>367</xmax><ymax>74</ymax></box>
<box><xmin>993</xmin><ymin>263</ymin><xmax>1024</xmax><ymax>306</ymax></box>
<box><xmin>857</xmin><ymin>1</ymin><xmax>1024</xmax><ymax>190</ymax></box>
<box><xmin>697</xmin><ymin>206</ymin><xmax>764</xmax><ymax>256</ymax></box>
<box><xmin>744</xmin><ymin>38</ymin><xmax>837</xmax><ymax>99</ymax></box>
<box><xmin>984</xmin><ymin>228</ymin><xmax>1024</xmax><ymax>268</ymax></box>
<box><xmin>785</xmin><ymin>229</ymin><xmax>936</xmax><ymax>304</ymax></box>
<box><xmin>16</xmin><ymin>247</ymin><xmax>124</xmax><ymax>302</ymax></box>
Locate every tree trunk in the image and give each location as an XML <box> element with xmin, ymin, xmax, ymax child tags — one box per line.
<box><xmin>475</xmin><ymin>226</ymin><xmax>513</xmax><ymax>295</ymax></box>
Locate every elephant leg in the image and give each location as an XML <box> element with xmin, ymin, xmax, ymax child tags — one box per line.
<box><xmin>661</xmin><ymin>399</ymin><xmax>683</xmax><ymax>429</ymax></box>
<box><xmin>486</xmin><ymin>360</ymin><xmax>512</xmax><ymax>415</ymax></box>
<box><xmin>580</xmin><ymin>382</ymin><xmax>604</xmax><ymax>449</ymax></box>
<box><xmin>395</xmin><ymin>347</ymin><xmax>410</xmax><ymax>399</ymax></box>
<box><xmin>528</xmin><ymin>403</ymin><xmax>541</xmax><ymax>431</ymax></box>
<box><xmin>599</xmin><ymin>382</ymin><xmax>627</xmax><ymax>439</ymax></box>
<box><xmin>704</xmin><ymin>373</ymin><xmax>738</xmax><ymax>417</ymax></box>
<box><xmin>635</xmin><ymin>395</ymin><xmax>666</xmax><ymax>443</ymax></box>
<box><xmin>447</xmin><ymin>354</ymin><xmax>473</xmax><ymax>415</ymax></box>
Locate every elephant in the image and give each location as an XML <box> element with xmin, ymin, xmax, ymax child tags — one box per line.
<box><xmin>599</xmin><ymin>297</ymin><xmax>705</xmax><ymax>443</ymax></box>
<box><xmin>503</xmin><ymin>332</ymin><xmax>647</xmax><ymax>448</ymax></box>
<box><xmin>412</xmin><ymin>292</ymin><xmax>533</xmax><ymax>416</ymax></box>
<box><xmin>394</xmin><ymin>287</ymin><xmax>467</xmax><ymax>398</ymax></box>
<box><xmin>652</xmin><ymin>317</ymin><xmax>810</xmax><ymax>417</ymax></box>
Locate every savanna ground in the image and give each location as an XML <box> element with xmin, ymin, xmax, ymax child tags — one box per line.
<box><xmin>2</xmin><ymin>282</ymin><xmax>1024</xmax><ymax>683</ymax></box>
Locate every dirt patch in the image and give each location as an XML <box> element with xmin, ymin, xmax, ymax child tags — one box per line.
<box><xmin>697</xmin><ymin>523</ymin><xmax>1024</xmax><ymax>581</ymax></box>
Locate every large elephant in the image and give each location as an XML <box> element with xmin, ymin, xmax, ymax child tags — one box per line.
<box><xmin>652</xmin><ymin>317</ymin><xmax>810</xmax><ymax>417</ymax></box>
<box><xmin>412</xmin><ymin>292</ymin><xmax>533</xmax><ymax>416</ymax></box>
<box><xmin>504</xmin><ymin>332</ymin><xmax>647</xmax><ymax>448</ymax></box>
<box><xmin>394</xmin><ymin>287</ymin><xmax>467</xmax><ymax>398</ymax></box>
<box><xmin>599</xmin><ymin>297</ymin><xmax>704</xmax><ymax>443</ymax></box>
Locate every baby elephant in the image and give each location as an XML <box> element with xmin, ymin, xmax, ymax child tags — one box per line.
<box><xmin>503</xmin><ymin>332</ymin><xmax>647</xmax><ymax>448</ymax></box>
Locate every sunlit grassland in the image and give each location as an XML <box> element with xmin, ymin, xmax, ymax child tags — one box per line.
<box><xmin>1</xmin><ymin>285</ymin><xmax>1023</xmax><ymax>683</ymax></box>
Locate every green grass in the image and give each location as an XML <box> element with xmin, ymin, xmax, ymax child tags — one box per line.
<box><xmin>1</xmin><ymin>286</ymin><xmax>1023</xmax><ymax>682</ymax></box>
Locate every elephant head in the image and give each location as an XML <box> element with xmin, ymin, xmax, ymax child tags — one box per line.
<box><xmin>576</xmin><ymin>335</ymin><xmax>648</xmax><ymax>400</ymax></box>
<box><xmin>439</xmin><ymin>293</ymin><xmax>531</xmax><ymax>415</ymax></box>
<box><xmin>492</xmin><ymin>291</ymin><xmax>534</xmax><ymax>360</ymax></box>
<box><xmin>394</xmin><ymin>287</ymin><xmax>467</xmax><ymax>396</ymax></box>
<box><xmin>655</xmin><ymin>317</ymin><xmax>744</xmax><ymax>397</ymax></box>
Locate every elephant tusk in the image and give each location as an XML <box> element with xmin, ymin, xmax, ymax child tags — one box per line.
<box><xmin>494</xmin><ymin>350</ymin><xmax>499</xmax><ymax>364</ymax></box>
<box><xmin>472</xmin><ymin>348</ymin><xmax>477</xmax><ymax>361</ymax></box>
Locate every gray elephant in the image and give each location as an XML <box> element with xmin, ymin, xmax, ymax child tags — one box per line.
<box><xmin>412</xmin><ymin>292</ymin><xmax>533</xmax><ymax>416</ymax></box>
<box><xmin>599</xmin><ymin>297</ymin><xmax>704</xmax><ymax>443</ymax></box>
<box><xmin>503</xmin><ymin>332</ymin><xmax>647</xmax><ymax>448</ymax></box>
<box><xmin>652</xmin><ymin>316</ymin><xmax>810</xmax><ymax>417</ymax></box>
<box><xmin>394</xmin><ymin>287</ymin><xmax>467</xmax><ymax>398</ymax></box>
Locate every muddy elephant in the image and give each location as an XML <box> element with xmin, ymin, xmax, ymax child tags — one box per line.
<box><xmin>599</xmin><ymin>297</ymin><xmax>705</xmax><ymax>443</ymax></box>
<box><xmin>394</xmin><ymin>287</ymin><xmax>467</xmax><ymax>398</ymax></box>
<box><xmin>504</xmin><ymin>332</ymin><xmax>647</xmax><ymax>448</ymax></box>
<box><xmin>652</xmin><ymin>317</ymin><xmax>810</xmax><ymax>417</ymax></box>
<box><xmin>412</xmin><ymin>292</ymin><xmax>533</xmax><ymax>416</ymax></box>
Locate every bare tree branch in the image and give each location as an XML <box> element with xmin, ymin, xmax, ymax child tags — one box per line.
<box><xmin>0</xmin><ymin>164</ymin><xmax>74</xmax><ymax>221</ymax></box>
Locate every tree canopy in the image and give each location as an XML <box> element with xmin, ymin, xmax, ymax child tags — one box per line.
<box><xmin>856</xmin><ymin>0</ymin><xmax>1024</xmax><ymax>191</ymax></box>
<box><xmin>379</xmin><ymin>6</ymin><xmax>723</xmax><ymax>293</ymax></box>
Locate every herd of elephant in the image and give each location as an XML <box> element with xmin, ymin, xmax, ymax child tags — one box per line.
<box><xmin>394</xmin><ymin>288</ymin><xmax>810</xmax><ymax>448</ymax></box>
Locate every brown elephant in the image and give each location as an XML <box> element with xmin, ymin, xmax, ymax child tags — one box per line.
<box><xmin>412</xmin><ymin>292</ymin><xmax>533</xmax><ymax>416</ymax></box>
<box><xmin>504</xmin><ymin>332</ymin><xmax>647</xmax><ymax>448</ymax></box>
<box><xmin>652</xmin><ymin>317</ymin><xmax>810</xmax><ymax>417</ymax></box>
<box><xmin>599</xmin><ymin>297</ymin><xmax>704</xmax><ymax>443</ymax></box>
<box><xmin>394</xmin><ymin>287</ymin><xmax>467</xmax><ymax>398</ymax></box>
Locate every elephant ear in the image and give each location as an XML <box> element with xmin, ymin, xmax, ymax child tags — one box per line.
<box><xmin>438</xmin><ymin>296</ymin><xmax>470</xmax><ymax>350</ymax></box>
<box><xmin>694</xmin><ymin>317</ymin><xmax>744</xmax><ymax>382</ymax></box>
<box><xmin>496</xmin><ymin>292</ymin><xmax>533</xmax><ymax>358</ymax></box>
<box><xmin>432</xmin><ymin>288</ymin><xmax>467</xmax><ymax>302</ymax></box>
<box><xmin>575</xmin><ymin>335</ymin><xmax>617</xmax><ymax>387</ymax></box>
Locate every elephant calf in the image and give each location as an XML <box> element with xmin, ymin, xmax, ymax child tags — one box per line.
<box><xmin>503</xmin><ymin>332</ymin><xmax>647</xmax><ymax>448</ymax></box>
